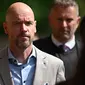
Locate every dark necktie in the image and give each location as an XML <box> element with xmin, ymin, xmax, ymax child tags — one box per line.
<box><xmin>58</xmin><ymin>45</ymin><xmax>65</xmax><ymax>52</ymax></box>
<box><xmin>58</xmin><ymin>45</ymin><xmax>70</xmax><ymax>52</ymax></box>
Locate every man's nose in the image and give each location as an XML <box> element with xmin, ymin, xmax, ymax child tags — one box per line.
<box><xmin>62</xmin><ymin>21</ymin><xmax>68</xmax><ymax>27</ymax></box>
<box><xmin>20</xmin><ymin>23</ymin><xmax>27</xmax><ymax>32</ymax></box>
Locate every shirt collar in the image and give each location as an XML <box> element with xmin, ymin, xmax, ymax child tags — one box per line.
<box><xmin>8</xmin><ymin>45</ymin><xmax>36</xmax><ymax>65</ymax></box>
<box><xmin>51</xmin><ymin>35</ymin><xmax>75</xmax><ymax>49</ymax></box>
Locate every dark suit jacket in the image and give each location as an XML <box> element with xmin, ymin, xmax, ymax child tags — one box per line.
<box><xmin>33</xmin><ymin>36</ymin><xmax>82</xmax><ymax>80</ymax></box>
<box><xmin>0</xmin><ymin>45</ymin><xmax>65</xmax><ymax>85</ymax></box>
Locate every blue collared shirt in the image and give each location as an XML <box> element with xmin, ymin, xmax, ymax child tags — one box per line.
<box><xmin>8</xmin><ymin>46</ymin><xmax>36</xmax><ymax>85</ymax></box>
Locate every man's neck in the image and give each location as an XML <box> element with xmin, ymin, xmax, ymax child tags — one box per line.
<box><xmin>9</xmin><ymin>45</ymin><xmax>33</xmax><ymax>63</ymax></box>
<box><xmin>51</xmin><ymin>35</ymin><xmax>75</xmax><ymax>49</ymax></box>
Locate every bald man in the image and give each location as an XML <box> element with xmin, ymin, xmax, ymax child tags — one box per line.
<box><xmin>0</xmin><ymin>2</ymin><xmax>65</xmax><ymax>85</ymax></box>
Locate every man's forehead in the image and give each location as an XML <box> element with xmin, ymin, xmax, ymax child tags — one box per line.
<box><xmin>17</xmin><ymin>15</ymin><xmax>34</xmax><ymax>21</ymax></box>
<box><xmin>6</xmin><ymin>9</ymin><xmax>35</xmax><ymax>22</ymax></box>
<box><xmin>51</xmin><ymin>6</ymin><xmax>77</xmax><ymax>16</ymax></box>
<box><xmin>6</xmin><ymin>2</ymin><xmax>35</xmax><ymax>21</ymax></box>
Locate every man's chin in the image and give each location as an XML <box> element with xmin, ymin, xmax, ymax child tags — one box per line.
<box><xmin>18</xmin><ymin>44</ymin><xmax>29</xmax><ymax>49</ymax></box>
<box><xmin>17</xmin><ymin>41</ymin><xmax>31</xmax><ymax>49</ymax></box>
<box><xmin>63</xmin><ymin>36</ymin><xmax>71</xmax><ymax>41</ymax></box>
<box><xmin>59</xmin><ymin>35</ymin><xmax>70</xmax><ymax>42</ymax></box>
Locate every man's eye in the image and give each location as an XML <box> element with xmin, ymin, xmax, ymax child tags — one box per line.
<box><xmin>66</xmin><ymin>18</ymin><xmax>73</xmax><ymax>22</ymax></box>
<box><xmin>25</xmin><ymin>21</ymin><xmax>33</xmax><ymax>26</ymax></box>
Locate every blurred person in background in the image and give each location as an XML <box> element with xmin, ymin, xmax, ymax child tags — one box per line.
<box><xmin>56</xmin><ymin>16</ymin><xmax>85</xmax><ymax>85</ymax></box>
<box><xmin>34</xmin><ymin>0</ymin><xmax>81</xmax><ymax>80</ymax></box>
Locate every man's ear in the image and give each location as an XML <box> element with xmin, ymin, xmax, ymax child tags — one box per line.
<box><xmin>75</xmin><ymin>16</ymin><xmax>81</xmax><ymax>29</ymax></box>
<box><xmin>34</xmin><ymin>20</ymin><xmax>37</xmax><ymax>33</ymax></box>
<box><xmin>77</xmin><ymin>16</ymin><xmax>81</xmax><ymax>26</ymax></box>
<box><xmin>3</xmin><ymin>22</ymin><xmax>8</xmax><ymax>34</ymax></box>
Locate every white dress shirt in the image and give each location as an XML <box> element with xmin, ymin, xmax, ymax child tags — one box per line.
<box><xmin>51</xmin><ymin>35</ymin><xmax>75</xmax><ymax>51</ymax></box>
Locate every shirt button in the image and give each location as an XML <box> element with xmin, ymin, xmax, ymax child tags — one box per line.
<box><xmin>22</xmin><ymin>66</ymin><xmax>24</xmax><ymax>68</ymax></box>
<box><xmin>14</xmin><ymin>60</ymin><xmax>16</xmax><ymax>62</ymax></box>
<box><xmin>24</xmin><ymin>81</ymin><xmax>26</xmax><ymax>83</ymax></box>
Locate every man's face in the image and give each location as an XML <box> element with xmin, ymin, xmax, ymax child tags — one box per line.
<box><xmin>49</xmin><ymin>5</ymin><xmax>80</xmax><ymax>43</ymax></box>
<box><xmin>3</xmin><ymin>8</ymin><xmax>36</xmax><ymax>49</ymax></box>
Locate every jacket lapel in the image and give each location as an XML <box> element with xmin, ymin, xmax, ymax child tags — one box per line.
<box><xmin>33</xmin><ymin>46</ymin><xmax>48</xmax><ymax>85</ymax></box>
<box><xmin>0</xmin><ymin>47</ymin><xmax>13</xmax><ymax>85</ymax></box>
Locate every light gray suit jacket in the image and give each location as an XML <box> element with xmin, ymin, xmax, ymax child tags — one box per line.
<box><xmin>0</xmin><ymin>45</ymin><xmax>65</xmax><ymax>85</ymax></box>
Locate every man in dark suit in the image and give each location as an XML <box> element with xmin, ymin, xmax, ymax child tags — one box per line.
<box><xmin>34</xmin><ymin>0</ymin><xmax>81</xmax><ymax>80</ymax></box>
<box><xmin>0</xmin><ymin>2</ymin><xmax>65</xmax><ymax>85</ymax></box>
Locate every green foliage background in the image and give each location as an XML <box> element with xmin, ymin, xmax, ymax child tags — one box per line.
<box><xmin>0</xmin><ymin>0</ymin><xmax>85</xmax><ymax>37</ymax></box>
